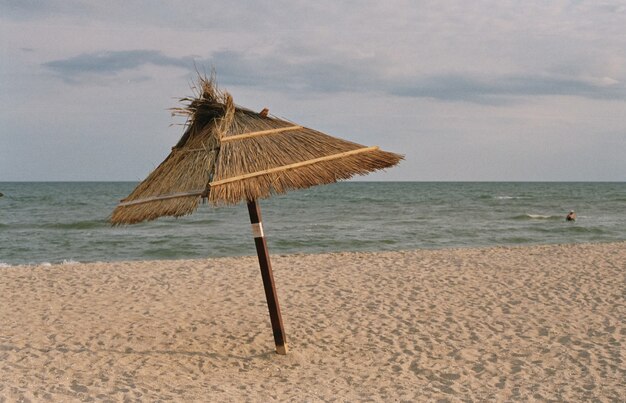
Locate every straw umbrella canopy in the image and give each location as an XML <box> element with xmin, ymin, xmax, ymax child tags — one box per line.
<box><xmin>111</xmin><ymin>76</ymin><xmax>403</xmax><ymax>354</ymax></box>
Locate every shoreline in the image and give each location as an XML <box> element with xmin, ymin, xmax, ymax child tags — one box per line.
<box><xmin>1</xmin><ymin>242</ymin><xmax>624</xmax><ymax>400</ymax></box>
<box><xmin>3</xmin><ymin>240</ymin><xmax>625</xmax><ymax>268</ymax></box>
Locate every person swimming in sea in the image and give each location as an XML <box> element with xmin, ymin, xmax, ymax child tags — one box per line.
<box><xmin>566</xmin><ymin>210</ymin><xmax>576</xmax><ymax>221</ymax></box>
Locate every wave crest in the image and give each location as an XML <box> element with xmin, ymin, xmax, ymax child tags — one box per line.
<box><xmin>513</xmin><ymin>214</ymin><xmax>562</xmax><ymax>221</ymax></box>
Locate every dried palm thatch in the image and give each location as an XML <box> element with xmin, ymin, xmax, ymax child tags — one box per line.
<box><xmin>111</xmin><ymin>76</ymin><xmax>403</xmax><ymax>225</ymax></box>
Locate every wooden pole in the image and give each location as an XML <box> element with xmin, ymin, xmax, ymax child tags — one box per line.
<box><xmin>247</xmin><ymin>199</ymin><xmax>288</xmax><ymax>355</ymax></box>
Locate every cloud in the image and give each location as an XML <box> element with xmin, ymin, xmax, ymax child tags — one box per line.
<box><xmin>42</xmin><ymin>48</ymin><xmax>625</xmax><ymax>103</ymax></box>
<box><xmin>41</xmin><ymin>48</ymin><xmax>382</xmax><ymax>92</ymax></box>
<box><xmin>391</xmin><ymin>73</ymin><xmax>625</xmax><ymax>104</ymax></box>
<box><xmin>0</xmin><ymin>0</ymin><xmax>93</xmax><ymax>20</ymax></box>
<box><xmin>0</xmin><ymin>0</ymin><xmax>286</xmax><ymax>31</ymax></box>
<box><xmin>210</xmin><ymin>50</ymin><xmax>383</xmax><ymax>94</ymax></box>
<box><xmin>42</xmin><ymin>50</ymin><xmax>196</xmax><ymax>82</ymax></box>
<box><xmin>184</xmin><ymin>50</ymin><xmax>626</xmax><ymax>103</ymax></box>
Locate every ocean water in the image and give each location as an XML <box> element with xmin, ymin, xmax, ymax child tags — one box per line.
<box><xmin>0</xmin><ymin>182</ymin><xmax>624</xmax><ymax>265</ymax></box>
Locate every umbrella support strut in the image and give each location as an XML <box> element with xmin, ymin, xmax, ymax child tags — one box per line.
<box><xmin>247</xmin><ymin>200</ymin><xmax>288</xmax><ymax>355</ymax></box>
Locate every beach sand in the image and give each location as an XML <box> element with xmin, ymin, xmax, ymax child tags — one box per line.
<box><xmin>1</xmin><ymin>242</ymin><xmax>624</xmax><ymax>401</ymax></box>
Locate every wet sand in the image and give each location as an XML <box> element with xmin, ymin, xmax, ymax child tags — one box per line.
<box><xmin>1</xmin><ymin>242</ymin><xmax>624</xmax><ymax>401</ymax></box>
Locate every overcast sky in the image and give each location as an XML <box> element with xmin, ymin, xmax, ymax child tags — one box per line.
<box><xmin>1</xmin><ymin>0</ymin><xmax>625</xmax><ymax>181</ymax></box>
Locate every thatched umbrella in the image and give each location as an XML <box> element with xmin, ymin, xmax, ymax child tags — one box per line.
<box><xmin>111</xmin><ymin>76</ymin><xmax>403</xmax><ymax>354</ymax></box>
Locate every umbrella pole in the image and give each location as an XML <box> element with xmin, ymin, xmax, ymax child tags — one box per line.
<box><xmin>247</xmin><ymin>199</ymin><xmax>288</xmax><ymax>355</ymax></box>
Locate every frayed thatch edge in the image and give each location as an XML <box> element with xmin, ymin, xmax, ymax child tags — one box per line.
<box><xmin>111</xmin><ymin>195</ymin><xmax>202</xmax><ymax>225</ymax></box>
<box><xmin>170</xmin><ymin>74</ymin><xmax>235</xmax><ymax>146</ymax></box>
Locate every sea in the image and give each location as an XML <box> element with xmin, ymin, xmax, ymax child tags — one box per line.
<box><xmin>0</xmin><ymin>182</ymin><xmax>624</xmax><ymax>266</ymax></box>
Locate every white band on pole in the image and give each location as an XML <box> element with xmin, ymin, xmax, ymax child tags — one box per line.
<box><xmin>251</xmin><ymin>223</ymin><xmax>264</xmax><ymax>238</ymax></box>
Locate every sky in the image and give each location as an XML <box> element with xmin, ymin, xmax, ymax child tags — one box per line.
<box><xmin>1</xmin><ymin>0</ymin><xmax>625</xmax><ymax>181</ymax></box>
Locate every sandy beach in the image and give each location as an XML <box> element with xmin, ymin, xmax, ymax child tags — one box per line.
<box><xmin>1</xmin><ymin>242</ymin><xmax>624</xmax><ymax>401</ymax></box>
